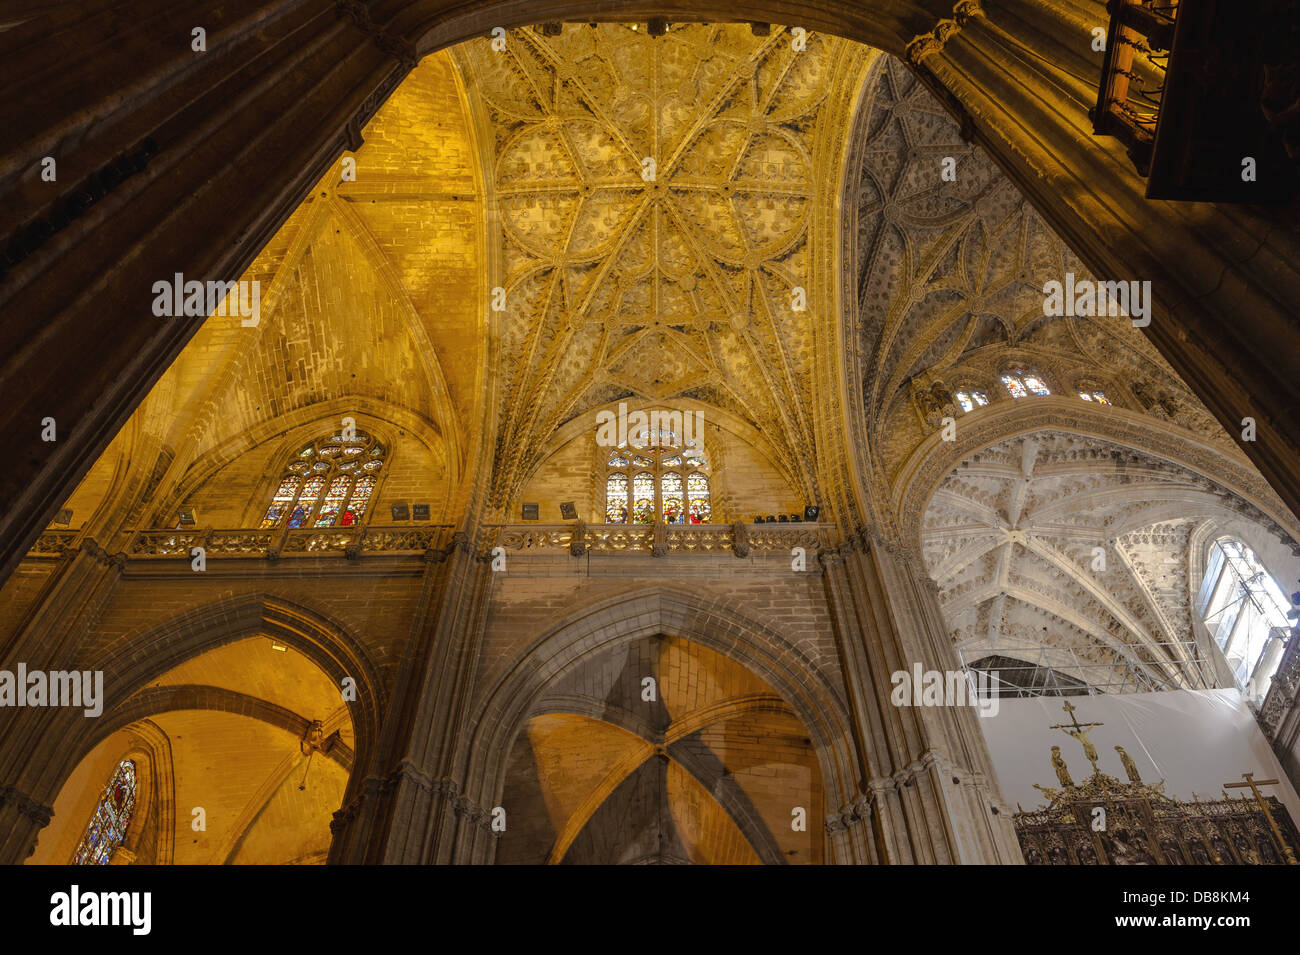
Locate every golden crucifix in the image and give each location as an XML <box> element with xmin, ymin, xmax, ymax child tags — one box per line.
<box><xmin>1223</xmin><ymin>772</ymin><xmax>1299</xmax><ymax>865</ymax></box>
<box><xmin>1049</xmin><ymin>700</ymin><xmax>1104</xmax><ymax>775</ymax></box>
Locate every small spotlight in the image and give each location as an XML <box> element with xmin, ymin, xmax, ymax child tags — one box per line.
<box><xmin>754</xmin><ymin>515</ymin><xmax>765</xmax><ymax>524</ymax></box>
<box><xmin>270</xmin><ymin>642</ymin><xmax>288</xmax><ymax>652</ymax></box>
<box><xmin>647</xmin><ymin>17</ymin><xmax>668</xmax><ymax>37</ymax></box>
<box><xmin>804</xmin><ymin>504</ymin><xmax>820</xmax><ymax>521</ymax></box>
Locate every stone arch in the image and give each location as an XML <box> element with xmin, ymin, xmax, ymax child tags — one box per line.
<box><xmin>74</xmin><ymin>685</ymin><xmax>355</xmax><ymax>774</ymax></box>
<box><xmin>23</xmin><ymin>594</ymin><xmax>383</xmax><ymax>822</ymax></box>
<box><xmin>403</xmin><ymin>1</ymin><xmax>923</xmax><ymax>59</ymax></box>
<box><xmin>538</xmin><ymin>396</ymin><xmax>804</xmax><ymax>527</ymax></box>
<box><xmin>1186</xmin><ymin>517</ymin><xmax>1300</xmax><ymax>673</ymax></box>
<box><xmin>118</xmin><ymin>722</ymin><xmax>177</xmax><ymax>865</ymax></box>
<box><xmin>156</xmin><ymin>398</ymin><xmax>453</xmax><ymax>528</ymax></box>
<box><xmin>464</xmin><ymin>586</ymin><xmax>857</xmax><ymax>855</ymax></box>
<box><xmin>29</xmin><ymin>721</ymin><xmax>177</xmax><ymax>866</ymax></box>
<box><xmin>520</xmin><ymin>690</ymin><xmax>800</xmax><ymax>864</ymax></box>
<box><xmin>893</xmin><ymin>396</ymin><xmax>1300</xmax><ymax>557</ymax></box>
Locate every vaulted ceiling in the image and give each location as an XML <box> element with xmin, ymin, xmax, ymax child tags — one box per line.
<box><xmin>920</xmin><ymin>431</ymin><xmax>1282</xmax><ymax>691</ymax></box>
<box><xmin>61</xmin><ymin>51</ymin><xmax>487</xmax><ymax>533</ymax></box>
<box><xmin>496</xmin><ymin>635</ymin><xmax>822</xmax><ymax>864</ymax></box>
<box><xmin>53</xmin><ymin>20</ymin><xmax>1299</xmax><ymax>576</ymax></box>
<box><xmin>454</xmin><ymin>24</ymin><xmax>872</xmax><ymax>507</ymax></box>
<box><xmin>843</xmin><ymin>57</ymin><xmax>1236</xmax><ymax>488</ymax></box>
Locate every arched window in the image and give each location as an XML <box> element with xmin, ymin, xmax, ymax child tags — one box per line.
<box><xmin>260</xmin><ymin>431</ymin><xmax>384</xmax><ymax>528</ymax></box>
<box><xmin>955</xmin><ymin>388</ymin><xmax>989</xmax><ymax>413</ymax></box>
<box><xmin>73</xmin><ymin>759</ymin><xmax>137</xmax><ymax>865</ymax></box>
<box><xmin>1197</xmin><ymin>538</ymin><xmax>1292</xmax><ymax>702</ymax></box>
<box><xmin>1001</xmin><ymin>367</ymin><xmax>1050</xmax><ymax>398</ymax></box>
<box><xmin>1077</xmin><ymin>383</ymin><xmax>1111</xmax><ymax>405</ymax></box>
<box><xmin>604</xmin><ymin>427</ymin><xmax>710</xmax><ymax>524</ymax></box>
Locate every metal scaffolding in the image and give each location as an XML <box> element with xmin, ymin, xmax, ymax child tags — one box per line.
<box><xmin>958</xmin><ymin>640</ymin><xmax>1217</xmax><ymax>698</ymax></box>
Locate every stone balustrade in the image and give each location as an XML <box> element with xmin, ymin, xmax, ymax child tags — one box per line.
<box><xmin>26</xmin><ymin>522</ymin><xmax>836</xmax><ymax>563</ymax></box>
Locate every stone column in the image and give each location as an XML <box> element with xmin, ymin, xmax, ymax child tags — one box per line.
<box><xmin>821</xmin><ymin>533</ymin><xmax>1021</xmax><ymax>864</ymax></box>
<box><xmin>0</xmin><ymin>785</ymin><xmax>54</xmax><ymax>863</ymax></box>
<box><xmin>327</xmin><ymin>530</ymin><xmax>496</xmax><ymax>863</ymax></box>
<box><xmin>0</xmin><ymin>542</ymin><xmax>126</xmax><ymax>863</ymax></box>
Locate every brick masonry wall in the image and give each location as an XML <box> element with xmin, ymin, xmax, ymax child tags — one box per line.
<box><xmin>474</xmin><ymin>567</ymin><xmax>848</xmax><ymax>712</ymax></box>
<box><xmin>518</xmin><ymin>422</ymin><xmax>810</xmax><ymax>525</ymax></box>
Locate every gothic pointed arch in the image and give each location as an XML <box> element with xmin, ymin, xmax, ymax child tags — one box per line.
<box><xmin>465</xmin><ymin>586</ymin><xmax>859</xmax><ymax>858</ymax></box>
<box><xmin>34</xmin><ymin>594</ymin><xmax>384</xmax><ymax>816</ymax></box>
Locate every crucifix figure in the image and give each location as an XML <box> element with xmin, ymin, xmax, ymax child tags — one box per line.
<box><xmin>1050</xmin><ymin>700</ymin><xmax>1104</xmax><ymax>776</ymax></box>
<box><xmin>1223</xmin><ymin>772</ymin><xmax>1299</xmax><ymax>865</ymax></box>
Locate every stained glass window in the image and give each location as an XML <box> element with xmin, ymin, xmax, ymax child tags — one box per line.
<box><xmin>606</xmin><ymin>472</ymin><xmax>629</xmax><ymax>523</ymax></box>
<box><xmin>603</xmin><ymin>415</ymin><xmax>710</xmax><ymax>525</ymax></box>
<box><xmin>73</xmin><ymin>759</ymin><xmax>137</xmax><ymax>865</ymax></box>
<box><xmin>687</xmin><ymin>472</ymin><xmax>711</xmax><ymax>523</ymax></box>
<box><xmin>260</xmin><ymin>431</ymin><xmax>385</xmax><ymax>528</ymax></box>
<box><xmin>955</xmin><ymin>389</ymin><xmax>989</xmax><ymax>413</ymax></box>
<box><xmin>314</xmin><ymin>476</ymin><xmax>349</xmax><ymax>527</ymax></box>
<box><xmin>1078</xmin><ymin>388</ymin><xmax>1111</xmax><ymax>405</ymax></box>
<box><xmin>630</xmin><ymin>428</ymin><xmax>678</xmax><ymax>450</ymax></box>
<box><xmin>632</xmin><ymin>472</ymin><xmax>656</xmax><ymax>524</ymax></box>
<box><xmin>661</xmin><ymin>471</ymin><xmax>684</xmax><ymax>523</ymax></box>
<box><xmin>342</xmin><ymin>476</ymin><xmax>375</xmax><ymax>526</ymax></box>
<box><xmin>1002</xmin><ymin>368</ymin><xmax>1050</xmax><ymax>398</ymax></box>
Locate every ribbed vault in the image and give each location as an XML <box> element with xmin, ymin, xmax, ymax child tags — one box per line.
<box><xmin>495</xmin><ymin>634</ymin><xmax>823</xmax><ymax>864</ymax></box>
<box><xmin>921</xmin><ymin>430</ymin><xmax>1295</xmax><ymax>692</ymax></box>
<box><xmin>454</xmin><ymin>23</ymin><xmax>872</xmax><ymax>509</ymax></box>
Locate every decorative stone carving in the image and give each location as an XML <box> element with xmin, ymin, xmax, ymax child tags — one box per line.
<box><xmin>904</xmin><ymin>1</ymin><xmax>985</xmax><ymax>65</ymax></box>
<box><xmin>651</xmin><ymin>521</ymin><xmax>669</xmax><ymax>558</ymax></box>
<box><xmin>915</xmin><ymin>429</ymin><xmax>1294</xmax><ymax>692</ymax></box>
<box><xmin>454</xmin><ymin>25</ymin><xmax>872</xmax><ymax>507</ymax></box>
<box><xmin>732</xmin><ymin>521</ymin><xmax>751</xmax><ymax>558</ymax></box>
<box><xmin>1259</xmin><ymin>628</ymin><xmax>1300</xmax><ymax>740</ymax></box>
<box><xmin>334</xmin><ymin>0</ymin><xmax>418</xmax><ymax>70</ymax></box>
<box><xmin>0</xmin><ymin>786</ymin><xmax>53</xmax><ymax>828</ymax></box>
<box><xmin>841</xmin><ymin>55</ymin><xmax>1256</xmax><ymax>546</ymax></box>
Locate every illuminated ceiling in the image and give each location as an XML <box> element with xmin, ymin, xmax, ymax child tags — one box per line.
<box><xmin>455</xmin><ymin>24</ymin><xmax>872</xmax><ymax>505</ymax></box>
